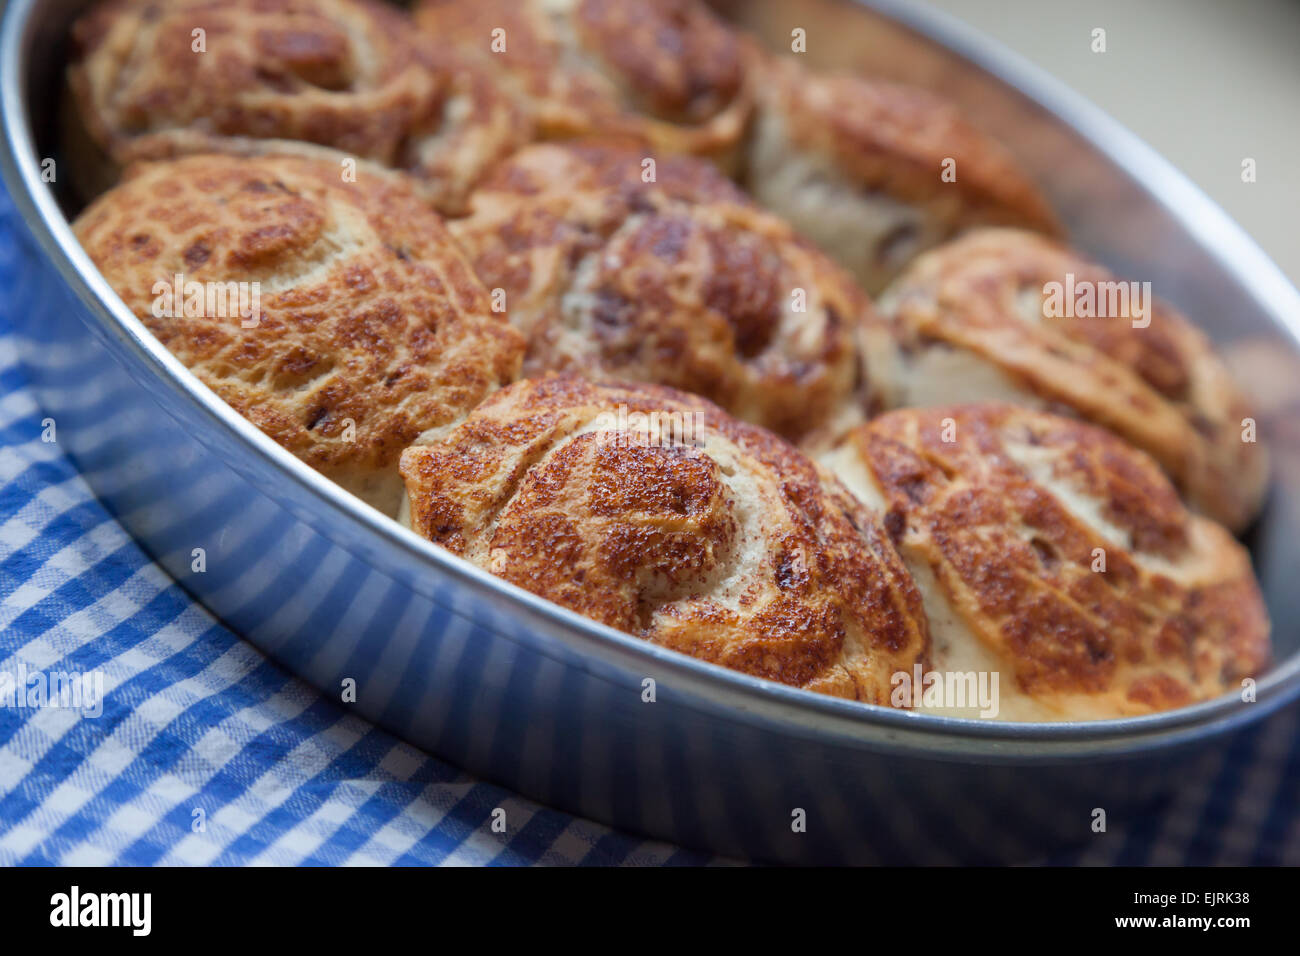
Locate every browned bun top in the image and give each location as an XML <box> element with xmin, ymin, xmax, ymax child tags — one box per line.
<box><xmin>70</xmin><ymin>0</ymin><xmax>431</xmax><ymax>164</ymax></box>
<box><xmin>827</xmin><ymin>404</ymin><xmax>1269</xmax><ymax>718</ymax></box>
<box><xmin>413</xmin><ymin>0</ymin><xmax>753</xmax><ymax>168</ymax></box>
<box><xmin>744</xmin><ymin>55</ymin><xmax>1060</xmax><ymax>293</ymax></box>
<box><xmin>72</xmin><ymin>151</ymin><xmax>524</xmax><ymax>514</ymax></box>
<box><xmin>879</xmin><ymin>228</ymin><xmax>1268</xmax><ymax>532</ymax></box>
<box><xmin>67</xmin><ymin>0</ymin><xmax>528</xmax><ymax>214</ymax></box>
<box><xmin>450</xmin><ymin>140</ymin><xmax>890</xmax><ymax>442</ymax></box>
<box><xmin>399</xmin><ymin>375</ymin><xmax>930</xmax><ymax>702</ymax></box>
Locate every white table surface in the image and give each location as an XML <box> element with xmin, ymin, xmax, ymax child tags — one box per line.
<box><xmin>923</xmin><ymin>0</ymin><xmax>1300</xmax><ymax>287</ymax></box>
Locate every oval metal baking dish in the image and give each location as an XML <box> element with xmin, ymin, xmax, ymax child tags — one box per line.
<box><xmin>4</xmin><ymin>0</ymin><xmax>1299</xmax><ymax>863</ymax></box>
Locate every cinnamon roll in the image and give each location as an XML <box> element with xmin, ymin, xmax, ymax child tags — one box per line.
<box><xmin>743</xmin><ymin>55</ymin><xmax>1060</xmax><ymax>294</ymax></box>
<box><xmin>822</xmin><ymin>404</ymin><xmax>1270</xmax><ymax>720</ymax></box>
<box><xmin>413</xmin><ymin>0</ymin><xmax>753</xmax><ymax>170</ymax></box>
<box><xmin>66</xmin><ymin>0</ymin><xmax>527</xmax><ymax>214</ymax></box>
<box><xmin>400</xmin><ymin>375</ymin><xmax>931</xmax><ymax>702</ymax></box>
<box><xmin>73</xmin><ymin>151</ymin><xmax>524</xmax><ymax>515</ymax></box>
<box><xmin>449</xmin><ymin>140</ymin><xmax>893</xmax><ymax>443</ymax></box>
<box><xmin>874</xmin><ymin>228</ymin><xmax>1268</xmax><ymax>531</ymax></box>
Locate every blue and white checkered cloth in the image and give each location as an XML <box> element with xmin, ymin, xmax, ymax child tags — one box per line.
<box><xmin>0</xmin><ymin>187</ymin><xmax>1297</xmax><ymax>866</ymax></box>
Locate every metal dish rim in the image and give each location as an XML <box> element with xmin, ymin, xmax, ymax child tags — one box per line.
<box><xmin>3</xmin><ymin>0</ymin><xmax>1299</xmax><ymax>759</ymax></box>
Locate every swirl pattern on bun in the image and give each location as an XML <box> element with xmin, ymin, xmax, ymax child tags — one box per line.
<box><xmin>67</xmin><ymin>0</ymin><xmax>527</xmax><ymax>213</ymax></box>
<box><xmin>743</xmin><ymin>55</ymin><xmax>1060</xmax><ymax>294</ymax></box>
<box><xmin>822</xmin><ymin>404</ymin><xmax>1270</xmax><ymax>720</ymax></box>
<box><xmin>450</xmin><ymin>141</ymin><xmax>892</xmax><ymax>442</ymax></box>
<box><xmin>73</xmin><ymin>152</ymin><xmax>524</xmax><ymax>515</ymax></box>
<box><xmin>399</xmin><ymin>376</ymin><xmax>931</xmax><ymax>702</ymax></box>
<box><xmin>874</xmin><ymin>228</ymin><xmax>1267</xmax><ymax>531</ymax></box>
<box><xmin>414</xmin><ymin>0</ymin><xmax>753</xmax><ymax>169</ymax></box>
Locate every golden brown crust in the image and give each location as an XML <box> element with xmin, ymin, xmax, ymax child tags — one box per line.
<box><xmin>413</xmin><ymin>0</ymin><xmax>753</xmax><ymax>170</ymax></box>
<box><xmin>743</xmin><ymin>54</ymin><xmax>1060</xmax><ymax>293</ymax></box>
<box><xmin>67</xmin><ymin>0</ymin><xmax>528</xmax><ymax>214</ymax></box>
<box><xmin>833</xmin><ymin>404</ymin><xmax>1269</xmax><ymax>717</ymax></box>
<box><xmin>880</xmin><ymin>228</ymin><xmax>1268</xmax><ymax>531</ymax></box>
<box><xmin>72</xmin><ymin>151</ymin><xmax>524</xmax><ymax>514</ymax></box>
<box><xmin>450</xmin><ymin>140</ymin><xmax>889</xmax><ymax>442</ymax></box>
<box><xmin>399</xmin><ymin>375</ymin><xmax>930</xmax><ymax>701</ymax></box>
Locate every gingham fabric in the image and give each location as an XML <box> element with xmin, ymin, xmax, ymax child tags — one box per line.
<box><xmin>1</xmin><ymin>188</ymin><xmax>1297</xmax><ymax>867</ymax></box>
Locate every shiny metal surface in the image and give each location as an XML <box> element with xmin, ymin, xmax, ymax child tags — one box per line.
<box><xmin>3</xmin><ymin>0</ymin><xmax>1299</xmax><ymax>863</ymax></box>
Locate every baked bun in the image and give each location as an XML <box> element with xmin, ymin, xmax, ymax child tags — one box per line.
<box><xmin>822</xmin><ymin>404</ymin><xmax>1270</xmax><ymax>720</ymax></box>
<box><xmin>404</xmin><ymin>47</ymin><xmax>532</xmax><ymax>216</ymax></box>
<box><xmin>450</xmin><ymin>141</ymin><xmax>892</xmax><ymax>442</ymax></box>
<box><xmin>875</xmin><ymin>228</ymin><xmax>1267</xmax><ymax>531</ymax></box>
<box><xmin>66</xmin><ymin>0</ymin><xmax>527</xmax><ymax>214</ymax></box>
<box><xmin>413</xmin><ymin>0</ymin><xmax>753</xmax><ymax>170</ymax></box>
<box><xmin>743</xmin><ymin>55</ymin><xmax>1060</xmax><ymax>294</ymax></box>
<box><xmin>72</xmin><ymin>152</ymin><xmax>524</xmax><ymax>515</ymax></box>
<box><xmin>399</xmin><ymin>376</ymin><xmax>931</xmax><ymax>702</ymax></box>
